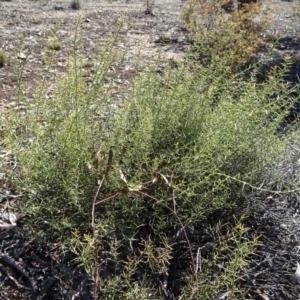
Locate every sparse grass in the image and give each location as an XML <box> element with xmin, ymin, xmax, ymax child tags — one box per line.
<box><xmin>1</xmin><ymin>5</ymin><xmax>300</xmax><ymax>300</ymax></box>
<box><xmin>0</xmin><ymin>51</ymin><xmax>7</xmax><ymax>67</ymax></box>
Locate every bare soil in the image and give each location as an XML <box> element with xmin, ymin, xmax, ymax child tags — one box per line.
<box><xmin>1</xmin><ymin>0</ymin><xmax>300</xmax><ymax>299</ymax></box>
<box><xmin>0</xmin><ymin>0</ymin><xmax>187</xmax><ymax>111</ymax></box>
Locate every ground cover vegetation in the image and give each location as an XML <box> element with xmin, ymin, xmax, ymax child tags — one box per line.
<box><xmin>1</xmin><ymin>0</ymin><xmax>300</xmax><ymax>298</ymax></box>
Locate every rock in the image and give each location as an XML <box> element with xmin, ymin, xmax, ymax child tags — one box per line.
<box><xmin>54</xmin><ymin>5</ymin><xmax>64</xmax><ymax>11</ymax></box>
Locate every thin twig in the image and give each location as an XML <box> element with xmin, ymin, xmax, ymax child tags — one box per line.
<box><xmin>95</xmin><ymin>190</ymin><xmax>121</xmax><ymax>205</ymax></box>
<box><xmin>216</xmin><ymin>172</ymin><xmax>300</xmax><ymax>194</ymax></box>
<box><xmin>91</xmin><ymin>177</ymin><xmax>105</xmax><ymax>300</ymax></box>
<box><xmin>172</xmin><ymin>189</ymin><xmax>176</xmax><ymax>214</ymax></box>
<box><xmin>196</xmin><ymin>247</ymin><xmax>201</xmax><ymax>273</ymax></box>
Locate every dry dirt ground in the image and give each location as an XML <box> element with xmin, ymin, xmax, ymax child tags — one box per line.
<box><xmin>0</xmin><ymin>0</ymin><xmax>187</xmax><ymax>111</ymax></box>
<box><xmin>1</xmin><ymin>0</ymin><xmax>300</xmax><ymax>299</ymax></box>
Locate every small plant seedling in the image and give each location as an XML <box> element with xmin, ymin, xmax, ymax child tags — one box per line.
<box><xmin>155</xmin><ymin>33</ymin><xmax>171</xmax><ymax>45</ymax></box>
<box><xmin>0</xmin><ymin>51</ymin><xmax>8</xmax><ymax>67</ymax></box>
<box><xmin>48</xmin><ymin>39</ymin><xmax>61</xmax><ymax>51</ymax></box>
<box><xmin>70</xmin><ymin>0</ymin><xmax>81</xmax><ymax>10</ymax></box>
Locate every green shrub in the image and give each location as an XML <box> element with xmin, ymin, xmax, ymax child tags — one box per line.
<box><xmin>182</xmin><ymin>0</ymin><xmax>272</xmax><ymax>71</ymax></box>
<box><xmin>2</xmin><ymin>16</ymin><xmax>299</xmax><ymax>299</ymax></box>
